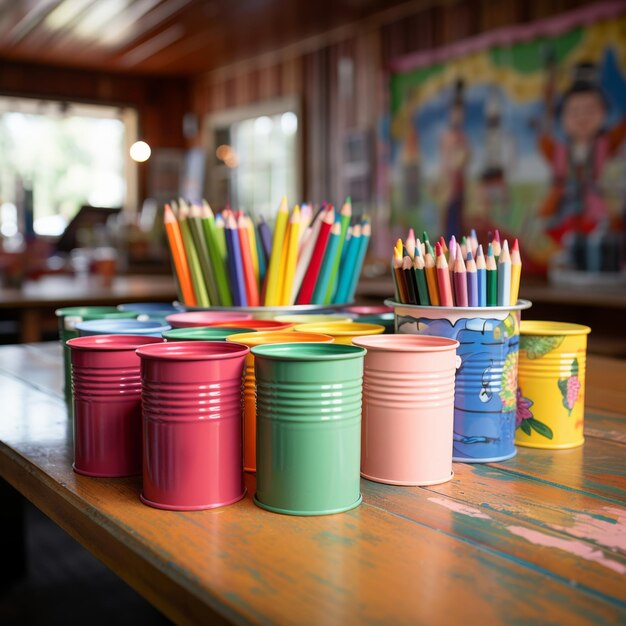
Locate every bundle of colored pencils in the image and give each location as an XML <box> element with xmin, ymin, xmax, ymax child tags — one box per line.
<box><xmin>392</xmin><ymin>229</ymin><xmax>522</xmax><ymax>307</ymax></box>
<box><xmin>164</xmin><ymin>197</ymin><xmax>370</xmax><ymax>307</ymax></box>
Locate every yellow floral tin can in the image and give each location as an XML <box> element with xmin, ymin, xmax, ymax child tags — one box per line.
<box><xmin>515</xmin><ymin>321</ymin><xmax>591</xmax><ymax>449</ymax></box>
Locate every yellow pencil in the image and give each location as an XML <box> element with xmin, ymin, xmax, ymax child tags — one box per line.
<box><xmin>246</xmin><ymin>216</ymin><xmax>259</xmax><ymax>284</ymax></box>
<box><xmin>264</xmin><ymin>196</ymin><xmax>289</xmax><ymax>306</ymax></box>
<box><xmin>510</xmin><ymin>238</ymin><xmax>522</xmax><ymax>305</ymax></box>
<box><xmin>280</xmin><ymin>206</ymin><xmax>300</xmax><ymax>305</ymax></box>
<box><xmin>424</xmin><ymin>246</ymin><xmax>440</xmax><ymax>306</ymax></box>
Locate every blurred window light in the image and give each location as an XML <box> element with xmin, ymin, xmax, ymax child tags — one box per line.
<box><xmin>281</xmin><ymin>112</ymin><xmax>298</xmax><ymax>135</ymax></box>
<box><xmin>0</xmin><ymin>96</ymin><xmax>131</xmax><ymax>237</ymax></box>
<box><xmin>254</xmin><ymin>116</ymin><xmax>273</xmax><ymax>135</ymax></box>
<box><xmin>130</xmin><ymin>140</ymin><xmax>151</xmax><ymax>162</ymax></box>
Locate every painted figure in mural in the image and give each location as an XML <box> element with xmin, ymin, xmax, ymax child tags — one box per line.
<box><xmin>537</xmin><ymin>60</ymin><xmax>626</xmax><ymax>244</ymax></box>
<box><xmin>479</xmin><ymin>88</ymin><xmax>515</xmax><ymax>223</ymax></box>
<box><xmin>438</xmin><ymin>79</ymin><xmax>470</xmax><ymax>239</ymax></box>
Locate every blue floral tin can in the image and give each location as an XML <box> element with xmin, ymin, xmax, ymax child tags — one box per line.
<box><xmin>386</xmin><ymin>299</ymin><xmax>532</xmax><ymax>463</ymax></box>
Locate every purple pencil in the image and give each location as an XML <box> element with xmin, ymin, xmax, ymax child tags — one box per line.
<box><xmin>257</xmin><ymin>215</ymin><xmax>272</xmax><ymax>263</ymax></box>
<box><xmin>466</xmin><ymin>250</ymin><xmax>478</xmax><ymax>307</ymax></box>
<box><xmin>453</xmin><ymin>244</ymin><xmax>468</xmax><ymax>306</ymax></box>
<box><xmin>225</xmin><ymin>215</ymin><xmax>248</xmax><ymax>306</ymax></box>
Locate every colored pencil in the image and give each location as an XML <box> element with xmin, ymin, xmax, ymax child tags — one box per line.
<box><xmin>460</xmin><ymin>236</ymin><xmax>468</xmax><ymax>260</ymax></box>
<box><xmin>497</xmin><ymin>239</ymin><xmax>511</xmax><ymax>306</ymax></box>
<box><xmin>189</xmin><ymin>203</ymin><xmax>219</xmax><ymax>305</ymax></box>
<box><xmin>312</xmin><ymin>221</ymin><xmax>341</xmax><ymax>304</ymax></box>
<box><xmin>448</xmin><ymin>240</ymin><xmax>456</xmax><ymax>305</ymax></box>
<box><xmin>424</xmin><ymin>246</ymin><xmax>440</xmax><ymax>306</ymax></box>
<box><xmin>237</xmin><ymin>214</ymin><xmax>260</xmax><ymax>306</ymax></box>
<box><xmin>413</xmin><ymin>251</ymin><xmax>430</xmax><ymax>305</ymax></box>
<box><xmin>178</xmin><ymin>203</ymin><xmax>210</xmax><ymax>306</ymax></box>
<box><xmin>453</xmin><ymin>244</ymin><xmax>468</xmax><ymax>307</ymax></box>
<box><xmin>264</xmin><ymin>196</ymin><xmax>289</xmax><ymax>306</ymax></box>
<box><xmin>438</xmin><ymin>236</ymin><xmax>448</xmax><ymax>256</ymax></box>
<box><xmin>393</xmin><ymin>241</ymin><xmax>408</xmax><ymax>303</ymax></box>
<box><xmin>486</xmin><ymin>243</ymin><xmax>498</xmax><ymax>306</ymax></box>
<box><xmin>323</xmin><ymin>198</ymin><xmax>351</xmax><ymax>304</ymax></box>
<box><xmin>466</xmin><ymin>250</ymin><xmax>478</xmax><ymax>307</ymax></box>
<box><xmin>214</xmin><ymin>213</ymin><xmax>227</xmax><ymax>261</ymax></box>
<box><xmin>201</xmin><ymin>202</ymin><xmax>232</xmax><ymax>306</ymax></box>
<box><xmin>279</xmin><ymin>206</ymin><xmax>300</xmax><ymax>305</ymax></box>
<box><xmin>475</xmin><ymin>244</ymin><xmax>487</xmax><ymax>307</ymax></box>
<box><xmin>402</xmin><ymin>253</ymin><xmax>418</xmax><ymax>304</ymax></box>
<box><xmin>255</xmin><ymin>223</ymin><xmax>267</xmax><ymax>283</ymax></box>
<box><xmin>510</xmin><ymin>238</ymin><xmax>522</xmax><ymax>305</ymax></box>
<box><xmin>297</xmin><ymin>207</ymin><xmax>335</xmax><ymax>304</ymax></box>
<box><xmin>405</xmin><ymin>228</ymin><xmax>416</xmax><ymax>260</ymax></box>
<box><xmin>346</xmin><ymin>221</ymin><xmax>371</xmax><ymax>302</ymax></box>
<box><xmin>163</xmin><ymin>204</ymin><xmax>196</xmax><ymax>306</ymax></box>
<box><xmin>291</xmin><ymin>209</ymin><xmax>323</xmax><ymax>302</ymax></box>
<box><xmin>257</xmin><ymin>215</ymin><xmax>272</xmax><ymax>263</ymax></box>
<box><xmin>333</xmin><ymin>218</ymin><xmax>362</xmax><ymax>305</ymax></box>
<box><xmin>245</xmin><ymin>216</ymin><xmax>260</xmax><ymax>284</ymax></box>
<box><xmin>225</xmin><ymin>215</ymin><xmax>247</xmax><ymax>306</ymax></box>
<box><xmin>435</xmin><ymin>242</ymin><xmax>453</xmax><ymax>306</ymax></box>
<box><xmin>492</xmin><ymin>229</ymin><xmax>502</xmax><ymax>262</ymax></box>
<box><xmin>470</xmin><ymin>228</ymin><xmax>479</xmax><ymax>257</ymax></box>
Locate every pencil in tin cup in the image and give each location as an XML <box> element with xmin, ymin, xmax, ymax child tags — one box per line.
<box><xmin>279</xmin><ymin>206</ymin><xmax>301</xmax><ymax>305</ymax></box>
<box><xmin>466</xmin><ymin>250</ymin><xmax>478</xmax><ymax>307</ymax></box>
<box><xmin>435</xmin><ymin>242</ymin><xmax>453</xmax><ymax>306</ymax></box>
<box><xmin>188</xmin><ymin>203</ymin><xmax>219</xmax><ymax>305</ymax></box>
<box><xmin>402</xmin><ymin>252</ymin><xmax>418</xmax><ymax>305</ymax></box>
<box><xmin>497</xmin><ymin>239</ymin><xmax>511</xmax><ymax>306</ymax></box>
<box><xmin>200</xmin><ymin>202</ymin><xmax>232</xmax><ymax>306</ymax></box>
<box><xmin>393</xmin><ymin>240</ymin><xmax>408</xmax><ymax>303</ymax></box>
<box><xmin>475</xmin><ymin>244</ymin><xmax>486</xmax><ymax>307</ymax></box>
<box><xmin>237</xmin><ymin>213</ymin><xmax>260</xmax><ymax>306</ymax></box>
<box><xmin>492</xmin><ymin>229</ymin><xmax>502</xmax><ymax>262</ymax></box>
<box><xmin>469</xmin><ymin>228</ymin><xmax>479</xmax><ymax>257</ymax></box>
<box><xmin>453</xmin><ymin>244</ymin><xmax>468</xmax><ymax>307</ymax></box>
<box><xmin>323</xmin><ymin>198</ymin><xmax>351</xmax><ymax>304</ymax></box>
<box><xmin>486</xmin><ymin>243</ymin><xmax>498</xmax><ymax>306</ymax></box>
<box><xmin>510</xmin><ymin>238</ymin><xmax>522</xmax><ymax>305</ymax></box>
<box><xmin>297</xmin><ymin>206</ymin><xmax>335</xmax><ymax>304</ymax></box>
<box><xmin>405</xmin><ymin>228</ymin><xmax>416</xmax><ymax>260</ymax></box>
<box><xmin>423</xmin><ymin>243</ymin><xmax>439</xmax><ymax>306</ymax></box>
<box><xmin>447</xmin><ymin>240</ymin><xmax>456</xmax><ymax>305</ymax></box>
<box><xmin>264</xmin><ymin>196</ymin><xmax>289</xmax><ymax>306</ymax></box>
<box><xmin>163</xmin><ymin>204</ymin><xmax>196</xmax><ymax>306</ymax></box>
<box><xmin>178</xmin><ymin>202</ymin><xmax>210</xmax><ymax>307</ymax></box>
<box><xmin>413</xmin><ymin>248</ymin><xmax>430</xmax><ymax>305</ymax></box>
<box><xmin>291</xmin><ymin>207</ymin><xmax>324</xmax><ymax>303</ymax></box>
<box><xmin>312</xmin><ymin>220</ymin><xmax>341</xmax><ymax>304</ymax></box>
<box><xmin>330</xmin><ymin>214</ymin><xmax>359</xmax><ymax>305</ymax></box>
<box><xmin>214</xmin><ymin>213</ymin><xmax>227</xmax><ymax>261</ymax></box>
<box><xmin>345</xmin><ymin>220</ymin><xmax>371</xmax><ymax>303</ymax></box>
<box><xmin>225</xmin><ymin>215</ymin><xmax>248</xmax><ymax>306</ymax></box>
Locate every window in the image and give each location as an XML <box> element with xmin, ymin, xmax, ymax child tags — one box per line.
<box><xmin>0</xmin><ymin>98</ymin><xmax>137</xmax><ymax>237</ymax></box>
<box><xmin>206</xmin><ymin>98</ymin><xmax>301</xmax><ymax>216</ymax></box>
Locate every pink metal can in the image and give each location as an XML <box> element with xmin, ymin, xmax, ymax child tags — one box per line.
<box><xmin>136</xmin><ymin>340</ymin><xmax>249</xmax><ymax>510</ymax></box>
<box><xmin>67</xmin><ymin>334</ymin><xmax>165</xmax><ymax>477</ymax></box>
<box><xmin>352</xmin><ymin>335</ymin><xmax>459</xmax><ymax>486</ymax></box>
<box><xmin>165</xmin><ymin>311</ymin><xmax>253</xmax><ymax>328</ymax></box>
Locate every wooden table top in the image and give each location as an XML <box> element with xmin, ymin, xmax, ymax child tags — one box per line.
<box><xmin>0</xmin><ymin>344</ymin><xmax>625</xmax><ymax>625</ymax></box>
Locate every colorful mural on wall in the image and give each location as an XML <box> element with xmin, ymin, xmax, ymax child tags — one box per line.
<box><xmin>387</xmin><ymin>2</ymin><xmax>626</xmax><ymax>273</ymax></box>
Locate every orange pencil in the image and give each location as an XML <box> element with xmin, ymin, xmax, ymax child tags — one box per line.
<box><xmin>164</xmin><ymin>204</ymin><xmax>196</xmax><ymax>306</ymax></box>
<box><xmin>435</xmin><ymin>242</ymin><xmax>453</xmax><ymax>306</ymax></box>
<box><xmin>424</xmin><ymin>246</ymin><xmax>440</xmax><ymax>306</ymax></box>
<box><xmin>237</xmin><ymin>214</ymin><xmax>260</xmax><ymax>306</ymax></box>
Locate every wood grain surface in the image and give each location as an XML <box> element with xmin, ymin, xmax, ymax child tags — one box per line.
<box><xmin>0</xmin><ymin>344</ymin><xmax>624</xmax><ymax>625</ymax></box>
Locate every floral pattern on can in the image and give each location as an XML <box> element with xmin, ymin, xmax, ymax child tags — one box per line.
<box><xmin>558</xmin><ymin>357</ymin><xmax>581</xmax><ymax>416</ymax></box>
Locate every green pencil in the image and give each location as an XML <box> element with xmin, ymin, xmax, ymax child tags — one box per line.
<box><xmin>178</xmin><ymin>203</ymin><xmax>210</xmax><ymax>307</ymax></box>
<box><xmin>201</xmin><ymin>201</ymin><xmax>233</xmax><ymax>306</ymax></box>
<box><xmin>323</xmin><ymin>197</ymin><xmax>351</xmax><ymax>304</ymax></box>
<box><xmin>486</xmin><ymin>242</ymin><xmax>497</xmax><ymax>306</ymax></box>
<box><xmin>413</xmin><ymin>250</ymin><xmax>430</xmax><ymax>305</ymax></box>
<box><xmin>189</xmin><ymin>203</ymin><xmax>219</xmax><ymax>305</ymax></box>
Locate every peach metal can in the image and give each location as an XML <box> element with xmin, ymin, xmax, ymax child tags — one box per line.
<box><xmin>137</xmin><ymin>341</ymin><xmax>249</xmax><ymax>510</ymax></box>
<box><xmin>515</xmin><ymin>321</ymin><xmax>591</xmax><ymax>449</ymax></box>
<box><xmin>353</xmin><ymin>335</ymin><xmax>459</xmax><ymax>486</ymax></box>
<box><xmin>226</xmin><ymin>331</ymin><xmax>334</xmax><ymax>472</ymax></box>
<box><xmin>67</xmin><ymin>334</ymin><xmax>165</xmax><ymax>477</ymax></box>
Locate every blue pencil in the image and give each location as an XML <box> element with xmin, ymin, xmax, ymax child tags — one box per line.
<box><xmin>333</xmin><ymin>224</ymin><xmax>362</xmax><ymax>304</ymax></box>
<box><xmin>346</xmin><ymin>221</ymin><xmax>371</xmax><ymax>302</ymax></box>
<box><xmin>466</xmin><ymin>250</ymin><xmax>478</xmax><ymax>307</ymax></box>
<box><xmin>225</xmin><ymin>215</ymin><xmax>248</xmax><ymax>306</ymax></box>
<box><xmin>476</xmin><ymin>244</ymin><xmax>487</xmax><ymax>307</ymax></box>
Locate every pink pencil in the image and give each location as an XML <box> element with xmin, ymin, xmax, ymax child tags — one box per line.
<box><xmin>435</xmin><ymin>242</ymin><xmax>453</xmax><ymax>306</ymax></box>
<box><xmin>453</xmin><ymin>243</ymin><xmax>468</xmax><ymax>307</ymax></box>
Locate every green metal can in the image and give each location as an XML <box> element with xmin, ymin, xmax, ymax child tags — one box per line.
<box><xmin>251</xmin><ymin>343</ymin><xmax>365</xmax><ymax>516</ymax></box>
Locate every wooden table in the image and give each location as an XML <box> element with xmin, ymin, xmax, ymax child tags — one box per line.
<box><xmin>0</xmin><ymin>275</ymin><xmax>178</xmax><ymax>343</ymax></box>
<box><xmin>0</xmin><ymin>343</ymin><xmax>625</xmax><ymax>625</ymax></box>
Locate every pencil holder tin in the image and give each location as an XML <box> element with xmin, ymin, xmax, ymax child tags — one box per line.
<box><xmin>67</xmin><ymin>335</ymin><xmax>165</xmax><ymax>477</ymax></box>
<box><xmin>56</xmin><ymin>306</ymin><xmax>139</xmax><ymax>403</ymax></box>
<box><xmin>214</xmin><ymin>319</ymin><xmax>293</xmax><ymax>332</ymax></box>
<box><xmin>118</xmin><ymin>302</ymin><xmax>180</xmax><ymax>314</ymax></box>
<box><xmin>165</xmin><ymin>311</ymin><xmax>253</xmax><ymax>328</ymax></box>
<box><xmin>342</xmin><ymin>305</ymin><xmax>393</xmax><ymax>316</ymax></box>
<box><xmin>386</xmin><ymin>299</ymin><xmax>532</xmax><ymax>463</ymax></box>
<box><xmin>137</xmin><ymin>341</ymin><xmax>249</xmax><ymax>510</ymax></box>
<box><xmin>225</xmin><ymin>331</ymin><xmax>334</xmax><ymax>473</ymax></box>
<box><xmin>162</xmin><ymin>326</ymin><xmax>256</xmax><ymax>341</ymax></box>
<box><xmin>515</xmin><ymin>321</ymin><xmax>591</xmax><ymax>449</ymax></box>
<box><xmin>353</xmin><ymin>335</ymin><xmax>459</xmax><ymax>485</ymax></box>
<box><xmin>76</xmin><ymin>318</ymin><xmax>170</xmax><ymax>337</ymax></box>
<box><xmin>293</xmin><ymin>321</ymin><xmax>385</xmax><ymax>345</ymax></box>
<box><xmin>356</xmin><ymin>313</ymin><xmax>395</xmax><ymax>334</ymax></box>
<box><xmin>252</xmin><ymin>343</ymin><xmax>365</xmax><ymax>516</ymax></box>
